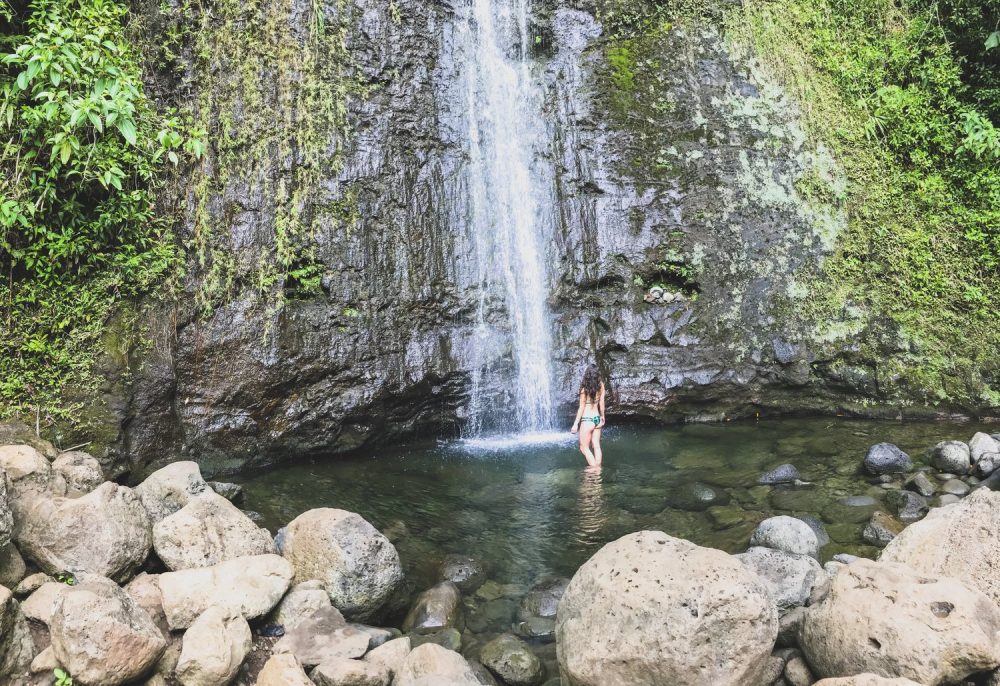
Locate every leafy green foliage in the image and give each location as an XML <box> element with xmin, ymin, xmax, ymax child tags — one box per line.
<box><xmin>729</xmin><ymin>0</ymin><xmax>1000</xmax><ymax>405</ymax></box>
<box><xmin>54</xmin><ymin>667</ymin><xmax>73</xmax><ymax>686</ymax></box>
<box><xmin>0</xmin><ymin>0</ymin><xmax>203</xmax><ymax>422</ymax></box>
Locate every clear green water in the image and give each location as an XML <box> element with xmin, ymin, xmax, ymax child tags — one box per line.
<box><xmin>235</xmin><ymin>419</ymin><xmax>992</xmax><ymax>592</ymax></box>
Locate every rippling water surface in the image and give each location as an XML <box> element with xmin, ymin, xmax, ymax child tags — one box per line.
<box><xmin>236</xmin><ymin>419</ymin><xmax>993</xmax><ymax>590</ymax></box>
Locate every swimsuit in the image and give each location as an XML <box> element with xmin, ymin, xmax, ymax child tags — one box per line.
<box><xmin>583</xmin><ymin>414</ymin><xmax>601</xmax><ymax>427</ymax></box>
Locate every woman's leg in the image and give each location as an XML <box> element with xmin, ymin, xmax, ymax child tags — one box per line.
<box><xmin>579</xmin><ymin>423</ymin><xmax>597</xmax><ymax>466</ymax></box>
<box><xmin>591</xmin><ymin>426</ymin><xmax>603</xmax><ymax>466</ymax></box>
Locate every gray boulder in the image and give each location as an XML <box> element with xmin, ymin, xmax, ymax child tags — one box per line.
<box><xmin>885</xmin><ymin>489</ymin><xmax>928</xmax><ymax>523</ymax></box>
<box><xmin>282</xmin><ymin>508</ymin><xmax>403</xmax><ymax>622</ymax></box>
<box><xmin>861</xmin><ymin>511</ymin><xmax>903</xmax><ymax>548</ymax></box>
<box><xmin>273</xmin><ymin>605</ymin><xmax>371</xmax><ymax>669</ymax></box>
<box><xmin>864</xmin><ymin>444</ymin><xmax>912</xmax><ymax>475</ymax></box>
<box><xmin>737</xmin><ymin>547</ymin><xmax>825</xmax><ymax>611</ymax></box>
<box><xmin>750</xmin><ymin>516</ymin><xmax>820</xmax><ymax>559</ymax></box>
<box><xmin>930</xmin><ymin>441</ymin><xmax>971</xmax><ymax>474</ymax></box>
<box><xmin>175</xmin><ymin>606</ymin><xmax>252</xmax><ymax>686</ymax></box>
<box><xmin>970</xmin><ymin>433</ymin><xmax>1000</xmax><ymax>463</ymax></box>
<box><xmin>439</xmin><ymin>555</ymin><xmax>486</xmax><ymax>592</ymax></box>
<box><xmin>49</xmin><ymin>451</ymin><xmax>103</xmax><ymax>498</ymax></box>
<box><xmin>0</xmin><ymin>584</ymin><xmax>34</xmax><ymax>679</ymax></box>
<box><xmin>903</xmin><ymin>472</ymin><xmax>935</xmax><ymax>497</ymax></box>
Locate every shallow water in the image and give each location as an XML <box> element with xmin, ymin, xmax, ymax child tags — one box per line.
<box><xmin>236</xmin><ymin>419</ymin><xmax>993</xmax><ymax>592</ymax></box>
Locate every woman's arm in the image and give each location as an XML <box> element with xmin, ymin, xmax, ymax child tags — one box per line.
<box><xmin>571</xmin><ymin>390</ymin><xmax>585</xmax><ymax>433</ymax></box>
<box><xmin>598</xmin><ymin>383</ymin><xmax>606</xmax><ymax>427</ymax></box>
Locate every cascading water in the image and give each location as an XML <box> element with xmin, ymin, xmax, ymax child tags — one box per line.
<box><xmin>457</xmin><ymin>0</ymin><xmax>557</xmax><ymax>436</ymax></box>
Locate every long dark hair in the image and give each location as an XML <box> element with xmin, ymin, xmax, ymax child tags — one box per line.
<box><xmin>581</xmin><ymin>364</ymin><xmax>601</xmax><ymax>401</ymax></box>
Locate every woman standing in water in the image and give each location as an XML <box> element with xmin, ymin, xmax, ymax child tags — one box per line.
<box><xmin>570</xmin><ymin>364</ymin><xmax>605</xmax><ymax>468</ymax></box>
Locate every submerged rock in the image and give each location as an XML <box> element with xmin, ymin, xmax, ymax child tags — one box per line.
<box><xmin>439</xmin><ymin>555</ymin><xmax>486</xmax><ymax>592</ymax></box>
<box><xmin>758</xmin><ymin>464</ymin><xmax>801</xmax><ymax>486</ymax></box>
<box><xmin>402</xmin><ymin>582</ymin><xmax>462</xmax><ymax>633</ymax></box>
<box><xmin>556</xmin><ymin>531</ymin><xmax>777</xmax><ymax>686</ymax></box>
<box><xmin>282</xmin><ymin>508</ymin><xmax>403</xmax><ymax>622</ymax></box>
<box><xmin>800</xmin><ymin>559</ymin><xmax>1000</xmax><ymax>684</ymax></box>
<box><xmin>479</xmin><ymin>633</ymin><xmax>543</xmax><ymax>686</ymax></box>
<box><xmin>884</xmin><ymin>490</ymin><xmax>928</xmax><ymax>523</ymax></box>
<box><xmin>861</xmin><ymin>511</ymin><xmax>903</xmax><ymax>548</ymax></box>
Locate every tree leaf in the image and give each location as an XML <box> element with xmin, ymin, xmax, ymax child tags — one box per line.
<box><xmin>986</xmin><ymin>32</ymin><xmax>1000</xmax><ymax>50</ymax></box>
<box><xmin>60</xmin><ymin>140</ymin><xmax>72</xmax><ymax>164</ymax></box>
<box><xmin>115</xmin><ymin>118</ymin><xmax>136</xmax><ymax>145</ymax></box>
<box><xmin>16</xmin><ymin>71</ymin><xmax>28</xmax><ymax>90</ymax></box>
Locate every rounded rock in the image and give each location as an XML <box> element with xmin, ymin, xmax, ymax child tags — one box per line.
<box><xmin>750</xmin><ymin>516</ymin><xmax>820</xmax><ymax>559</ymax></box>
<box><xmin>930</xmin><ymin>441</ymin><xmax>971</xmax><ymax>474</ymax></box>
<box><xmin>556</xmin><ymin>531</ymin><xmax>777</xmax><ymax>686</ymax></box>
<box><xmin>480</xmin><ymin>633</ymin><xmax>543</xmax><ymax>686</ymax></box>
<box><xmin>864</xmin><ymin>443</ymin><xmax>912</xmax><ymax>475</ymax></box>
<box><xmin>282</xmin><ymin>508</ymin><xmax>403</xmax><ymax>622</ymax></box>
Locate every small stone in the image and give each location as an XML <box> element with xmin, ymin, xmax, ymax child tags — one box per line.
<box><xmin>784</xmin><ymin>656</ymin><xmax>815</xmax><ymax>686</ymax></box>
<box><xmin>935</xmin><ymin>494</ymin><xmax>961</xmax><ymax>507</ymax></box>
<box><xmin>207</xmin><ymin>481</ymin><xmax>243</xmax><ymax>504</ymax></box>
<box><xmin>904</xmin><ymin>472</ymin><xmax>936</xmax><ymax>498</ymax></box>
<box><xmin>439</xmin><ymin>555</ymin><xmax>486</xmax><ymax>593</ymax></box>
<box><xmin>408</xmin><ymin>627</ymin><xmax>462</xmax><ymax>652</ymax></box>
<box><xmin>12</xmin><ymin>572</ymin><xmax>48</xmax><ymax>597</ymax></box>
<box><xmin>940</xmin><ymin>479</ymin><xmax>970</xmax><ymax>497</ymax></box>
<box><xmin>310</xmin><ymin>657</ymin><xmax>390</xmax><ymax>686</ymax></box>
<box><xmin>885</xmin><ymin>490</ymin><xmax>929</xmax><ymax>523</ymax></box>
<box><xmin>758</xmin><ymin>465</ymin><xmax>801</xmax><ymax>486</ymax></box>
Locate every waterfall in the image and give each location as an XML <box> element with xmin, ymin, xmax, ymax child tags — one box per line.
<box><xmin>457</xmin><ymin>0</ymin><xmax>556</xmax><ymax>434</ymax></box>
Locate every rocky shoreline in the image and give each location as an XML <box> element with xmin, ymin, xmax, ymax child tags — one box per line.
<box><xmin>0</xmin><ymin>429</ymin><xmax>999</xmax><ymax>685</ymax></box>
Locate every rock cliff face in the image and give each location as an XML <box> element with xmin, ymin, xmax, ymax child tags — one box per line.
<box><xmin>112</xmin><ymin>0</ymin><xmax>920</xmax><ymax>474</ymax></box>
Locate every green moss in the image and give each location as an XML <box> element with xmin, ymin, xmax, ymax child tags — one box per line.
<box><xmin>724</xmin><ymin>0</ymin><xmax>1000</xmax><ymax>408</ymax></box>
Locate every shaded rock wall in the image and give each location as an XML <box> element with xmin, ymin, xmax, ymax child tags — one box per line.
<box><xmin>113</xmin><ymin>0</ymin><xmax>922</xmax><ymax>475</ymax></box>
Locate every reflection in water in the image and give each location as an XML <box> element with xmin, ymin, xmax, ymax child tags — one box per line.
<box><xmin>574</xmin><ymin>467</ymin><xmax>606</xmax><ymax>547</ymax></box>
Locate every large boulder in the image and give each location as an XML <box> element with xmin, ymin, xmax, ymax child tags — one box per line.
<box><xmin>158</xmin><ymin>554</ymin><xmax>292</xmax><ymax>629</ymax></box>
<box><xmin>282</xmin><ymin>508</ymin><xmax>403</xmax><ymax>621</ymax></box>
<box><xmin>930</xmin><ymin>441</ymin><xmax>970</xmax><ymax>473</ymax></box>
<box><xmin>863</xmin><ymin>444</ymin><xmax>912</xmax><ymax>475</ymax></box>
<box><xmin>363</xmin><ymin>636</ymin><xmax>411</xmax><ymax>681</ymax></box>
<box><xmin>175</xmin><ymin>606</ymin><xmax>252</xmax><ymax>686</ymax></box>
<box><xmin>749</xmin><ymin>516</ymin><xmax>820</xmax><ymax>559</ymax></box>
<box><xmin>135</xmin><ymin>461</ymin><xmax>209</xmax><ymax>523</ymax></box>
<box><xmin>556</xmin><ymin>531</ymin><xmax>777</xmax><ymax>686</ymax></box>
<box><xmin>0</xmin><ymin>584</ymin><xmax>34</xmax><ymax>679</ymax></box>
<box><xmin>736</xmin><ymin>546</ymin><xmax>825</xmax><ymax>611</ymax></box>
<box><xmin>881</xmin><ymin>488</ymin><xmax>1000</xmax><ymax>606</ymax></box>
<box><xmin>49</xmin><ymin>451</ymin><xmax>103</xmax><ymax>497</ymax></box>
<box><xmin>0</xmin><ymin>445</ymin><xmax>51</xmax><ymax>497</ymax></box>
<box><xmin>402</xmin><ymin>582</ymin><xmax>462</xmax><ymax>633</ymax></box>
<box><xmin>394</xmin><ymin>643</ymin><xmax>481</xmax><ymax>686</ymax></box>
<box><xmin>273</xmin><ymin>605</ymin><xmax>371</xmax><ymax>669</ymax></box>
<box><xmin>800</xmin><ymin>559</ymin><xmax>1000</xmax><ymax>684</ymax></box>
<box><xmin>50</xmin><ymin>576</ymin><xmax>166</xmax><ymax>686</ymax></box>
<box><xmin>14</xmin><ymin>482</ymin><xmax>151</xmax><ymax>583</ymax></box>
<box><xmin>153</xmin><ymin>491</ymin><xmax>275</xmax><ymax>571</ymax></box>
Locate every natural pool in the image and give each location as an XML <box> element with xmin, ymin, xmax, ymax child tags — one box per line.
<box><xmin>235</xmin><ymin>418</ymin><xmax>994</xmax><ymax>594</ymax></box>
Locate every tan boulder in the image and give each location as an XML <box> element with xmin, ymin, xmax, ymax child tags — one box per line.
<box><xmin>393</xmin><ymin>643</ymin><xmax>481</xmax><ymax>686</ymax></box>
<box><xmin>556</xmin><ymin>531</ymin><xmax>777</xmax><ymax>686</ymax></box>
<box><xmin>135</xmin><ymin>461</ymin><xmax>209</xmax><ymax>523</ymax></box>
<box><xmin>14</xmin><ymin>482</ymin><xmax>151</xmax><ymax>582</ymax></box>
<box><xmin>175</xmin><ymin>606</ymin><xmax>252</xmax><ymax>686</ymax></box>
<box><xmin>257</xmin><ymin>653</ymin><xmax>314</xmax><ymax>686</ymax></box>
<box><xmin>153</xmin><ymin>491</ymin><xmax>275</xmax><ymax>571</ymax></box>
<box><xmin>49</xmin><ymin>451</ymin><xmax>103</xmax><ymax>497</ymax></box>
<box><xmin>50</xmin><ymin>576</ymin><xmax>166</xmax><ymax>686</ymax></box>
<box><xmin>273</xmin><ymin>605</ymin><xmax>371</xmax><ymax>668</ymax></box>
<box><xmin>158</xmin><ymin>554</ymin><xmax>292</xmax><ymax>629</ymax></box>
<box><xmin>311</xmin><ymin>657</ymin><xmax>390</xmax><ymax>686</ymax></box>
<box><xmin>125</xmin><ymin>572</ymin><xmax>169</xmax><ymax>635</ymax></box>
<box><xmin>363</xmin><ymin>636</ymin><xmax>411</xmax><ymax>680</ymax></box>
<box><xmin>801</xmin><ymin>558</ymin><xmax>1000</xmax><ymax>684</ymax></box>
<box><xmin>282</xmin><ymin>508</ymin><xmax>403</xmax><ymax>621</ymax></box>
<box><xmin>881</xmin><ymin>488</ymin><xmax>1000</xmax><ymax>606</ymax></box>
<box><xmin>814</xmin><ymin>676</ymin><xmax>925</xmax><ymax>686</ymax></box>
<box><xmin>0</xmin><ymin>445</ymin><xmax>51</xmax><ymax>496</ymax></box>
<box><xmin>273</xmin><ymin>580</ymin><xmax>332</xmax><ymax>629</ymax></box>
<box><xmin>0</xmin><ymin>474</ymin><xmax>13</xmax><ymax>550</ymax></box>
<box><xmin>21</xmin><ymin>581</ymin><xmax>67</xmax><ymax>625</ymax></box>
